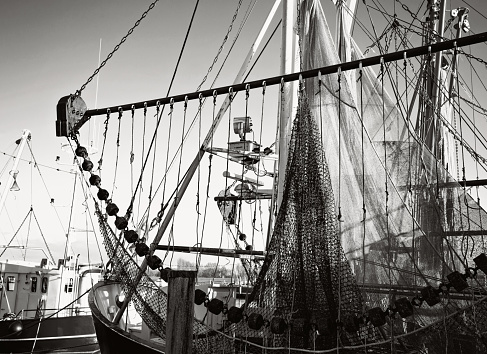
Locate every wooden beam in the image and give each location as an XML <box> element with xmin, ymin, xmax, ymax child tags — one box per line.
<box><xmin>155</xmin><ymin>245</ymin><xmax>265</xmax><ymax>260</ymax></box>
<box><xmin>166</xmin><ymin>270</ymin><xmax>197</xmax><ymax>354</ymax></box>
<box><xmin>400</xmin><ymin>178</ymin><xmax>487</xmax><ymax>190</ymax></box>
<box><xmin>214</xmin><ymin>194</ymin><xmax>272</xmax><ymax>202</ymax></box>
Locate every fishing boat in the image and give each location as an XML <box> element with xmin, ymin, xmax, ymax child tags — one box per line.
<box><xmin>56</xmin><ymin>0</ymin><xmax>487</xmax><ymax>352</ymax></box>
<box><xmin>0</xmin><ymin>130</ymin><xmax>100</xmax><ymax>353</ymax></box>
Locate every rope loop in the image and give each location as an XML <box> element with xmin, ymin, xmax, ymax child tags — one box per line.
<box><xmin>262</xmin><ymin>81</ymin><xmax>266</xmax><ymax>95</ymax></box>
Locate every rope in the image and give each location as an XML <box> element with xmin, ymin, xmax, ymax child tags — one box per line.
<box><xmin>31</xmin><ymin>209</ymin><xmax>55</xmax><ymax>264</ymax></box>
<box><xmin>126</xmin><ymin>0</ymin><xmax>201</xmax><ymax>220</ymax></box>
<box><xmin>110</xmin><ymin>108</ymin><xmax>123</xmax><ymax>198</ymax></box>
<box><xmin>0</xmin><ymin>209</ymin><xmax>31</xmax><ymax>258</ymax></box>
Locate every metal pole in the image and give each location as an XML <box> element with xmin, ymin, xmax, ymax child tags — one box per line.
<box><xmin>70</xmin><ymin>31</ymin><xmax>487</xmax><ymax>126</ymax></box>
<box><xmin>0</xmin><ymin>129</ymin><xmax>31</xmax><ymax>217</ymax></box>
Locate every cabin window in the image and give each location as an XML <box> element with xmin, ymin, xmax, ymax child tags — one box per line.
<box><xmin>7</xmin><ymin>276</ymin><xmax>15</xmax><ymax>291</ymax></box>
<box><xmin>65</xmin><ymin>278</ymin><xmax>73</xmax><ymax>293</ymax></box>
<box><xmin>31</xmin><ymin>277</ymin><xmax>37</xmax><ymax>292</ymax></box>
<box><xmin>41</xmin><ymin>277</ymin><xmax>48</xmax><ymax>293</ymax></box>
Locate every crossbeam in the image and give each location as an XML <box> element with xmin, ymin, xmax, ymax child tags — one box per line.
<box><xmin>401</xmin><ymin>178</ymin><xmax>487</xmax><ymax>190</ymax></box>
<box><xmin>155</xmin><ymin>245</ymin><xmax>265</xmax><ymax>260</ymax></box>
<box><xmin>64</xmin><ymin>31</ymin><xmax>487</xmax><ymax>133</ymax></box>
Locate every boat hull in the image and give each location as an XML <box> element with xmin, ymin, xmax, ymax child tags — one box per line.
<box><xmin>0</xmin><ymin>315</ymin><xmax>98</xmax><ymax>353</ymax></box>
<box><xmin>88</xmin><ymin>281</ymin><xmax>164</xmax><ymax>354</ymax></box>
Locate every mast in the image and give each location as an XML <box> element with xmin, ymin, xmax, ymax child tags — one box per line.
<box><xmin>275</xmin><ymin>0</ymin><xmax>298</xmax><ymax>210</ymax></box>
<box><xmin>0</xmin><ymin>129</ymin><xmax>31</xmax><ymax>217</ymax></box>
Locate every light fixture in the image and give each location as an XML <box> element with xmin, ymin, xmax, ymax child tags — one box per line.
<box><xmin>10</xmin><ymin>170</ymin><xmax>20</xmax><ymax>192</ymax></box>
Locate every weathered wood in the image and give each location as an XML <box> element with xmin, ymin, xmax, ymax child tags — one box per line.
<box><xmin>166</xmin><ymin>270</ymin><xmax>197</xmax><ymax>354</ymax></box>
<box><xmin>155</xmin><ymin>245</ymin><xmax>265</xmax><ymax>260</ymax></box>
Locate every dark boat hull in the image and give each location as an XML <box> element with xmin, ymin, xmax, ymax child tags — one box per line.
<box><xmin>0</xmin><ymin>315</ymin><xmax>98</xmax><ymax>353</ymax></box>
<box><xmin>88</xmin><ymin>281</ymin><xmax>164</xmax><ymax>354</ymax></box>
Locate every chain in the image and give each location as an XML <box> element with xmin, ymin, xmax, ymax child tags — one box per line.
<box><xmin>395</xmin><ymin>0</ymin><xmax>422</xmax><ymax>24</ymax></box>
<box><xmin>459</xmin><ymin>50</ymin><xmax>487</xmax><ymax>68</ymax></box>
<box><xmin>195</xmin><ymin>0</ymin><xmax>243</xmax><ymax>92</ymax></box>
<box><xmin>412</xmin><ymin>69</ymin><xmax>487</xmax><ymax>168</ymax></box>
<box><xmin>402</xmin><ymin>23</ymin><xmax>487</xmax><ymax>68</ymax></box>
<box><xmin>75</xmin><ymin>0</ymin><xmax>160</xmax><ymax>96</ymax></box>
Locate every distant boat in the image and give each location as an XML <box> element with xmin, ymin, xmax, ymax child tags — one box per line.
<box><xmin>57</xmin><ymin>0</ymin><xmax>487</xmax><ymax>352</ymax></box>
<box><xmin>0</xmin><ymin>130</ymin><xmax>100</xmax><ymax>353</ymax></box>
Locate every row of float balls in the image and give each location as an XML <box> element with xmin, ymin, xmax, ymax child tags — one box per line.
<box><xmin>75</xmin><ymin>145</ymin><xmax>164</xmax><ymax>270</ymax></box>
<box><xmin>75</xmin><ymin>144</ymin><xmax>487</xmax><ymax>334</ymax></box>
<box><xmin>192</xmin><ymin>253</ymin><xmax>487</xmax><ymax>336</ymax></box>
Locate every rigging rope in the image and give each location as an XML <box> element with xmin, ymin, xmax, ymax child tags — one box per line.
<box><xmin>126</xmin><ymin>0</ymin><xmax>201</xmax><ymax>221</ymax></box>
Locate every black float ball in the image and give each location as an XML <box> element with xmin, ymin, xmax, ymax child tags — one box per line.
<box><xmin>194</xmin><ymin>289</ymin><xmax>207</xmax><ymax>305</ymax></box>
<box><xmin>147</xmin><ymin>254</ymin><xmax>162</xmax><ymax>270</ymax></box>
<box><xmin>135</xmin><ymin>243</ymin><xmax>149</xmax><ymax>257</ymax></box>
<box><xmin>247</xmin><ymin>313</ymin><xmax>264</xmax><ymax>330</ymax></box>
<box><xmin>124</xmin><ymin>230</ymin><xmax>138</xmax><ymax>243</ymax></box>
<box><xmin>106</xmin><ymin>202</ymin><xmax>119</xmax><ymax>216</ymax></box>
<box><xmin>207</xmin><ymin>298</ymin><xmax>224</xmax><ymax>315</ymax></box>
<box><xmin>97</xmin><ymin>188</ymin><xmax>109</xmax><ymax>201</ymax></box>
<box><xmin>227</xmin><ymin>306</ymin><xmax>244</xmax><ymax>324</ymax></box>
<box><xmin>270</xmin><ymin>316</ymin><xmax>287</xmax><ymax>334</ymax></box>
<box><xmin>394</xmin><ymin>297</ymin><xmax>414</xmax><ymax>318</ymax></box>
<box><xmin>82</xmin><ymin>159</ymin><xmax>94</xmax><ymax>172</ymax></box>
<box><xmin>75</xmin><ymin>146</ymin><xmax>88</xmax><ymax>158</ymax></box>
<box><xmin>89</xmin><ymin>174</ymin><xmax>101</xmax><ymax>186</ymax></box>
<box><xmin>114</xmin><ymin>216</ymin><xmax>128</xmax><ymax>230</ymax></box>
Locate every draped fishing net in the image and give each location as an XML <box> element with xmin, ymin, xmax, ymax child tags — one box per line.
<box><xmin>95</xmin><ymin>205</ymin><xmax>218</xmax><ymax>350</ymax></box>
<box><xmin>297</xmin><ymin>0</ymin><xmax>487</xmax><ymax>352</ymax></box>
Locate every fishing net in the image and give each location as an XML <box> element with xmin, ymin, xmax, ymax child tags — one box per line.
<box><xmin>92</xmin><ymin>0</ymin><xmax>487</xmax><ymax>352</ymax></box>
<box><xmin>95</xmin><ymin>205</ymin><xmax>221</xmax><ymax>351</ymax></box>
